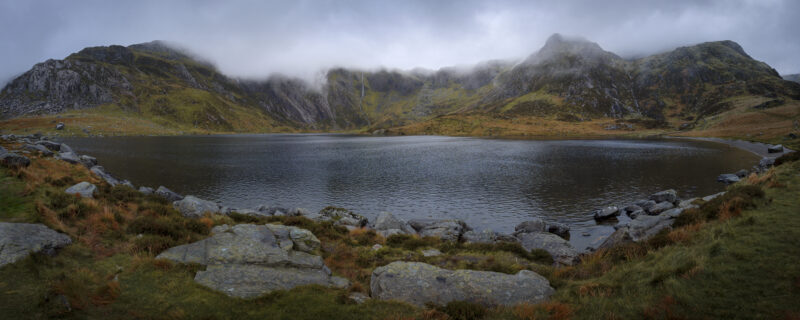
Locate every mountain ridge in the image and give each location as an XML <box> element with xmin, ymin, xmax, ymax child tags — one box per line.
<box><xmin>1</xmin><ymin>35</ymin><xmax>798</xmax><ymax>133</ymax></box>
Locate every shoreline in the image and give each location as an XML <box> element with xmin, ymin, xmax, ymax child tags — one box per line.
<box><xmin>670</xmin><ymin>136</ymin><xmax>794</xmax><ymax>158</ymax></box>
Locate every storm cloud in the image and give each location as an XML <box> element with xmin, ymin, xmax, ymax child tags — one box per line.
<box><xmin>1</xmin><ymin>0</ymin><xmax>798</xmax><ymax>86</ymax></box>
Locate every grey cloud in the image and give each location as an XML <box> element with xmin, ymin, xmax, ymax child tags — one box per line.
<box><xmin>1</xmin><ymin>0</ymin><xmax>798</xmax><ymax>87</ymax></box>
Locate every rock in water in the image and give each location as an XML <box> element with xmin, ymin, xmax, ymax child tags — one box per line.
<box><xmin>79</xmin><ymin>155</ymin><xmax>97</xmax><ymax>168</ymax></box>
<box><xmin>317</xmin><ymin>207</ymin><xmax>367</xmax><ymax>227</ymax></box>
<box><xmin>173</xmin><ymin>195</ymin><xmax>220</xmax><ymax>218</ymax></box>
<box><xmin>56</xmin><ymin>151</ymin><xmax>80</xmax><ymax>164</ymax></box>
<box><xmin>767</xmin><ymin>144</ymin><xmax>783</xmax><ymax>153</ymax></box>
<box><xmin>717</xmin><ymin>174</ymin><xmax>740</xmax><ymax>184</ymax></box>
<box><xmin>157</xmin><ymin>224</ymin><xmax>344</xmax><ymax>298</ymax></box>
<box><xmin>0</xmin><ymin>223</ymin><xmax>72</xmax><ymax>267</ymax></box>
<box><xmin>592</xmin><ymin>206</ymin><xmax>620</xmax><ymax>221</ymax></box>
<box><xmin>65</xmin><ymin>182</ymin><xmax>97</xmax><ymax>198</ymax></box>
<box><xmin>517</xmin><ymin>232</ymin><xmax>579</xmax><ymax>265</ymax></box>
<box><xmin>35</xmin><ymin>140</ymin><xmax>61</xmax><ymax>151</ymax></box>
<box><xmin>370</xmin><ymin>262</ymin><xmax>554</xmax><ymax>307</ymax></box>
<box><xmin>649</xmin><ymin>189</ymin><xmax>678</xmax><ymax>203</ymax></box>
<box><xmin>155</xmin><ymin>186</ymin><xmax>183</xmax><ymax>202</ymax></box>
<box><xmin>514</xmin><ymin>219</ymin><xmax>546</xmax><ymax>234</ymax></box>
<box><xmin>648</xmin><ymin>201</ymin><xmax>674</xmax><ymax>214</ymax></box>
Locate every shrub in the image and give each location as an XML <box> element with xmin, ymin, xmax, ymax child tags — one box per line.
<box><xmin>228</xmin><ymin>212</ymin><xmax>265</xmax><ymax>224</ymax></box>
<box><xmin>46</xmin><ymin>190</ymin><xmax>94</xmax><ymax>219</ymax></box>
<box><xmin>127</xmin><ymin>215</ymin><xmax>191</xmax><ymax>240</ymax></box>
<box><xmin>674</xmin><ymin>184</ymin><xmax>764</xmax><ymax>227</ymax></box>
<box><xmin>386</xmin><ymin>234</ymin><xmax>440</xmax><ymax>250</ymax></box>
<box><xmin>774</xmin><ymin>151</ymin><xmax>800</xmax><ymax>166</ymax></box>
<box><xmin>103</xmin><ymin>185</ymin><xmax>142</xmax><ymax>203</ymax></box>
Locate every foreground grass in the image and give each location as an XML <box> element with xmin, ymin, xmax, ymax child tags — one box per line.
<box><xmin>1</xmin><ymin>139</ymin><xmax>799</xmax><ymax>319</ymax></box>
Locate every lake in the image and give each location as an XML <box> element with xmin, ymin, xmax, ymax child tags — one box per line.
<box><xmin>62</xmin><ymin>134</ymin><xmax>759</xmax><ymax>250</ymax></box>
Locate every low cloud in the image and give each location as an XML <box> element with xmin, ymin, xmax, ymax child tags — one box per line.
<box><xmin>1</xmin><ymin>0</ymin><xmax>798</xmax><ymax>87</ymax></box>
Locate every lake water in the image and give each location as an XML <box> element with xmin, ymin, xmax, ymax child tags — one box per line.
<box><xmin>62</xmin><ymin>134</ymin><xmax>758</xmax><ymax>250</ymax></box>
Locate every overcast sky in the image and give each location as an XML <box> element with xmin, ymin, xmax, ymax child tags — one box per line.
<box><xmin>1</xmin><ymin>0</ymin><xmax>798</xmax><ymax>86</ymax></box>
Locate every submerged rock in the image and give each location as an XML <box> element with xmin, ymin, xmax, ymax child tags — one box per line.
<box><xmin>65</xmin><ymin>182</ymin><xmax>97</xmax><ymax>198</ymax></box>
<box><xmin>370</xmin><ymin>261</ymin><xmax>554</xmax><ymax>307</ymax></box>
<box><xmin>157</xmin><ymin>224</ymin><xmax>342</xmax><ymax>298</ymax></box>
<box><xmin>0</xmin><ymin>223</ymin><xmax>72</xmax><ymax>267</ymax></box>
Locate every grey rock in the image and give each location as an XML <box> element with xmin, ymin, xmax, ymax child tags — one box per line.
<box><xmin>597</xmin><ymin>228</ymin><xmax>633</xmax><ymax>250</ymax></box>
<box><xmin>514</xmin><ymin>218</ymin><xmax>546</xmax><ymax>234</ymax></box>
<box><xmin>371</xmin><ymin>212</ymin><xmax>415</xmax><ymax>234</ymax></box>
<box><xmin>592</xmin><ymin>206</ymin><xmax>620</xmax><ymax>221</ymax></box>
<box><xmin>173</xmin><ymin>195</ymin><xmax>220</xmax><ymax>218</ymax></box>
<box><xmin>23</xmin><ymin>144</ymin><xmax>53</xmax><ymax>156</ymax></box>
<box><xmin>758</xmin><ymin>158</ymin><xmax>775</xmax><ymax>171</ymax></box>
<box><xmin>55</xmin><ymin>122</ymin><xmax>65</xmax><ymax>130</ymax></box>
<box><xmin>702</xmin><ymin>192</ymin><xmax>726</xmax><ymax>202</ymax></box>
<box><xmin>0</xmin><ymin>152</ymin><xmax>31</xmax><ymax>168</ymax></box>
<box><xmin>649</xmin><ymin>189</ymin><xmax>678</xmax><ymax>203</ymax></box>
<box><xmin>90</xmin><ymin>166</ymin><xmax>120</xmax><ymax>186</ymax></box>
<box><xmin>157</xmin><ymin>223</ymin><xmax>338</xmax><ymax>298</ymax></box>
<box><xmin>59</xmin><ymin>144</ymin><xmax>74</xmax><ymax>154</ymax></box>
<box><xmin>717</xmin><ymin>174</ymin><xmax>740</xmax><ymax>184</ymax></box>
<box><xmin>661</xmin><ymin>208</ymin><xmax>684</xmax><ymax>218</ymax></box>
<box><xmin>678</xmin><ymin>198</ymin><xmax>699</xmax><ymax>209</ymax></box>
<box><xmin>0</xmin><ymin>223</ymin><xmax>72</xmax><ymax>267</ymax></box>
<box><xmin>463</xmin><ymin>229</ymin><xmax>497</xmax><ymax>244</ymax></box>
<box><xmin>634</xmin><ymin>199</ymin><xmax>657</xmax><ymax>211</ymax></box>
<box><xmin>65</xmin><ymin>182</ymin><xmax>97</xmax><ymax>198</ymax></box>
<box><xmin>408</xmin><ymin>219</ymin><xmax>470</xmax><ymax>242</ymax></box>
<box><xmin>627</xmin><ymin>214</ymin><xmax>674</xmax><ymax>242</ymax></box>
<box><xmin>518</xmin><ymin>232</ymin><xmax>579</xmax><ymax>265</ymax></box>
<box><xmin>138</xmin><ymin>186</ymin><xmax>154</xmax><ymax>195</ymax></box>
<box><xmin>767</xmin><ymin>144</ymin><xmax>783</xmax><ymax>153</ymax></box>
<box><xmin>648</xmin><ymin>201</ymin><xmax>674</xmax><ymax>214</ymax></box>
<box><xmin>318</xmin><ymin>207</ymin><xmax>367</xmax><ymax>227</ymax></box>
<box><xmin>79</xmin><ymin>155</ymin><xmax>97</xmax><ymax>168</ymax></box>
<box><xmin>35</xmin><ymin>140</ymin><xmax>61</xmax><ymax>151</ymax></box>
<box><xmin>377</xmin><ymin>229</ymin><xmax>407</xmax><ymax>238</ymax></box>
<box><xmin>545</xmin><ymin>222</ymin><xmax>570</xmax><ymax>240</ymax></box>
<box><xmin>370</xmin><ymin>262</ymin><xmax>554</xmax><ymax>307</ymax></box>
<box><xmin>421</xmin><ymin>249</ymin><xmax>442</xmax><ymax>257</ymax></box>
<box><xmin>623</xmin><ymin>205</ymin><xmax>643</xmax><ymax>213</ymax></box>
<box><xmin>155</xmin><ymin>186</ymin><xmax>183</xmax><ymax>202</ymax></box>
<box><xmin>56</xmin><ymin>151</ymin><xmax>80</xmax><ymax>164</ymax></box>
<box><xmin>629</xmin><ymin>209</ymin><xmax>646</xmax><ymax>219</ymax></box>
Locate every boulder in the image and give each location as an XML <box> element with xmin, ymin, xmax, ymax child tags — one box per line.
<box><xmin>678</xmin><ymin>198</ymin><xmax>699</xmax><ymax>209</ymax></box>
<box><xmin>370</xmin><ymin>262</ymin><xmax>554</xmax><ymax>307</ymax></box>
<box><xmin>59</xmin><ymin>144</ymin><xmax>74</xmax><ymax>154</ymax></box>
<box><xmin>173</xmin><ymin>195</ymin><xmax>220</xmax><ymax>218</ymax></box>
<box><xmin>408</xmin><ymin>219</ymin><xmax>470</xmax><ymax>242</ymax></box>
<box><xmin>648</xmin><ymin>201</ymin><xmax>674</xmax><ymax>214</ymax></box>
<box><xmin>702</xmin><ymin>192</ymin><xmax>725</xmax><ymax>202</ymax></box>
<box><xmin>371</xmin><ymin>212</ymin><xmax>415</xmax><ymax>234</ymax></box>
<box><xmin>757</xmin><ymin>158</ymin><xmax>775</xmax><ymax>171</ymax></box>
<box><xmin>155</xmin><ymin>186</ymin><xmax>183</xmax><ymax>202</ymax></box>
<box><xmin>0</xmin><ymin>152</ymin><xmax>30</xmax><ymax>168</ymax></box>
<box><xmin>514</xmin><ymin>218</ymin><xmax>546</xmax><ymax>234</ymax></box>
<box><xmin>56</xmin><ymin>151</ymin><xmax>80</xmax><ymax>164</ymax></box>
<box><xmin>265</xmin><ymin>224</ymin><xmax>321</xmax><ymax>253</ymax></box>
<box><xmin>462</xmin><ymin>229</ymin><xmax>498</xmax><ymax>244</ymax></box>
<box><xmin>596</xmin><ymin>227</ymin><xmax>633</xmax><ymax>250</ymax></box>
<box><xmin>628</xmin><ymin>209</ymin><xmax>645</xmax><ymax>219</ymax></box>
<box><xmin>517</xmin><ymin>232</ymin><xmax>579</xmax><ymax>265</ymax></box>
<box><xmin>623</xmin><ymin>205</ymin><xmax>643</xmax><ymax>214</ymax></box>
<box><xmin>767</xmin><ymin>144</ymin><xmax>783</xmax><ymax>153</ymax></box>
<box><xmin>22</xmin><ymin>144</ymin><xmax>53</xmax><ymax>156</ymax></box>
<box><xmin>89</xmin><ymin>166</ymin><xmax>121</xmax><ymax>186</ymax></box>
<box><xmin>717</xmin><ymin>174</ymin><xmax>740</xmax><ymax>184</ymax></box>
<box><xmin>65</xmin><ymin>182</ymin><xmax>97</xmax><ymax>198</ymax></box>
<box><xmin>138</xmin><ymin>186</ymin><xmax>154</xmax><ymax>195</ymax></box>
<box><xmin>0</xmin><ymin>223</ymin><xmax>72</xmax><ymax>267</ymax></box>
<box><xmin>318</xmin><ymin>207</ymin><xmax>367</xmax><ymax>227</ymax></box>
<box><xmin>79</xmin><ymin>155</ymin><xmax>97</xmax><ymax>168</ymax></box>
<box><xmin>592</xmin><ymin>206</ymin><xmax>620</xmax><ymax>221</ymax></box>
<box><xmin>661</xmin><ymin>208</ymin><xmax>684</xmax><ymax>218</ymax></box>
<box><xmin>627</xmin><ymin>214</ymin><xmax>674</xmax><ymax>242</ymax></box>
<box><xmin>56</xmin><ymin>122</ymin><xmax>65</xmax><ymax>130</ymax></box>
<box><xmin>545</xmin><ymin>222</ymin><xmax>570</xmax><ymax>240</ymax></box>
<box><xmin>649</xmin><ymin>189</ymin><xmax>678</xmax><ymax>203</ymax></box>
<box><xmin>157</xmin><ymin>224</ymin><xmax>341</xmax><ymax>298</ymax></box>
<box><xmin>35</xmin><ymin>140</ymin><xmax>61</xmax><ymax>151</ymax></box>
<box><xmin>634</xmin><ymin>199</ymin><xmax>657</xmax><ymax>211</ymax></box>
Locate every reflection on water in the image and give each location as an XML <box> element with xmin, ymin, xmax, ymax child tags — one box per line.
<box><xmin>62</xmin><ymin>134</ymin><xmax>758</xmax><ymax>250</ymax></box>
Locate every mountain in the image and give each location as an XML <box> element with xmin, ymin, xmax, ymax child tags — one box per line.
<box><xmin>2</xmin><ymin>36</ymin><xmax>798</xmax><ymax>133</ymax></box>
<box><xmin>784</xmin><ymin>74</ymin><xmax>800</xmax><ymax>83</ymax></box>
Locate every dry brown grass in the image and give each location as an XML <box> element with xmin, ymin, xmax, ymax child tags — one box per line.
<box><xmin>513</xmin><ymin>301</ymin><xmax>574</xmax><ymax>320</ymax></box>
<box><xmin>675</xmin><ymin>100</ymin><xmax>800</xmax><ymax>140</ymax></box>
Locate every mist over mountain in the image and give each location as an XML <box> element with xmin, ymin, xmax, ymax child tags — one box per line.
<box><xmin>2</xmin><ymin>34</ymin><xmax>798</xmax><ymax>133</ymax></box>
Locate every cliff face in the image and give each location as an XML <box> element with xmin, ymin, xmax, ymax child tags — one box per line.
<box><xmin>2</xmin><ymin>36</ymin><xmax>799</xmax><ymax>130</ymax></box>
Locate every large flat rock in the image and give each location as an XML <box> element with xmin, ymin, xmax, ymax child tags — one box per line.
<box><xmin>370</xmin><ymin>262</ymin><xmax>554</xmax><ymax>307</ymax></box>
<box><xmin>0</xmin><ymin>223</ymin><xmax>72</xmax><ymax>267</ymax></box>
<box><xmin>518</xmin><ymin>232</ymin><xmax>579</xmax><ymax>265</ymax></box>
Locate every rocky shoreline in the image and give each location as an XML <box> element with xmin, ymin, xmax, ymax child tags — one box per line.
<box><xmin>0</xmin><ymin>132</ymin><xmax>791</xmax><ymax>308</ymax></box>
